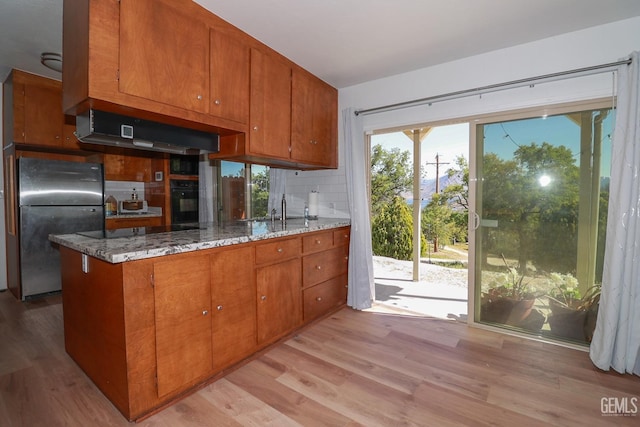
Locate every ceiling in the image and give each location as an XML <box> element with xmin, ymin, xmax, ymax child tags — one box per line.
<box><xmin>2</xmin><ymin>0</ymin><xmax>640</xmax><ymax>88</ymax></box>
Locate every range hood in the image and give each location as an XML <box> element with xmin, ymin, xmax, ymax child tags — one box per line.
<box><xmin>75</xmin><ymin>110</ymin><xmax>220</xmax><ymax>155</ymax></box>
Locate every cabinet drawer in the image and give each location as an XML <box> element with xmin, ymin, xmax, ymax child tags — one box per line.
<box><xmin>255</xmin><ymin>237</ymin><xmax>301</xmax><ymax>265</ymax></box>
<box><xmin>302</xmin><ymin>230</ymin><xmax>334</xmax><ymax>254</ymax></box>
<box><xmin>105</xmin><ymin>216</ymin><xmax>162</xmax><ymax>230</ymax></box>
<box><xmin>302</xmin><ymin>246</ymin><xmax>348</xmax><ymax>288</ymax></box>
<box><xmin>333</xmin><ymin>228</ymin><xmax>350</xmax><ymax>247</ymax></box>
<box><xmin>303</xmin><ymin>275</ymin><xmax>347</xmax><ymax>322</ymax></box>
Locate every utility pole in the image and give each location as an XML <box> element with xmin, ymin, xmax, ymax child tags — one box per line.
<box><xmin>424</xmin><ymin>153</ymin><xmax>449</xmax><ymax>253</ymax></box>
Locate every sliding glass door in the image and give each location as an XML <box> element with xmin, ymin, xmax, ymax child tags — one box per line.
<box><xmin>472</xmin><ymin>102</ymin><xmax>613</xmax><ymax>345</ymax></box>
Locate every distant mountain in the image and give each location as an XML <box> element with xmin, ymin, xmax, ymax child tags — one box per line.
<box><xmin>402</xmin><ymin>170</ymin><xmax>464</xmax><ymax>206</ymax></box>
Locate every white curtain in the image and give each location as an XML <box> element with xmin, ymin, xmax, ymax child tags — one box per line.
<box><xmin>268</xmin><ymin>168</ymin><xmax>287</xmax><ymax>216</ymax></box>
<box><xmin>343</xmin><ymin>108</ymin><xmax>375</xmax><ymax>309</ymax></box>
<box><xmin>590</xmin><ymin>51</ymin><xmax>640</xmax><ymax>376</ymax></box>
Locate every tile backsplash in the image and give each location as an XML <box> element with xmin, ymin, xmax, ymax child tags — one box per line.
<box><xmin>104</xmin><ymin>181</ymin><xmax>145</xmax><ymax>203</ymax></box>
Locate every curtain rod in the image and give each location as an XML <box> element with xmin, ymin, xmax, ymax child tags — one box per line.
<box><xmin>354</xmin><ymin>58</ymin><xmax>632</xmax><ymax>116</ymax></box>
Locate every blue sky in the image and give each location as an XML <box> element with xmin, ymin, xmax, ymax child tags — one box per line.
<box><xmin>371</xmin><ymin>110</ymin><xmax>613</xmax><ymax>180</ymax></box>
<box><xmin>483</xmin><ymin>112</ymin><xmax>613</xmax><ymax>177</ymax></box>
<box><xmin>371</xmin><ymin>123</ymin><xmax>469</xmax><ymax>180</ymax></box>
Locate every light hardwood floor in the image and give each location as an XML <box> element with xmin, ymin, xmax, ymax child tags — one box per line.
<box><xmin>1</xmin><ymin>290</ymin><xmax>638</xmax><ymax>426</ymax></box>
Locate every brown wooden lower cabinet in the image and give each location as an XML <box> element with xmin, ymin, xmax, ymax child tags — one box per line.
<box><xmin>303</xmin><ymin>274</ymin><xmax>348</xmax><ymax>322</ymax></box>
<box><xmin>256</xmin><ymin>257</ymin><xmax>302</xmax><ymax>344</ymax></box>
<box><xmin>153</xmin><ymin>255</ymin><xmax>213</xmax><ymax>398</ymax></box>
<box><xmin>105</xmin><ymin>216</ymin><xmax>163</xmax><ymax>230</ymax></box>
<box><xmin>58</xmin><ymin>226</ymin><xmax>349</xmax><ymax>421</ymax></box>
<box><xmin>211</xmin><ymin>246</ymin><xmax>257</xmax><ymax>371</ymax></box>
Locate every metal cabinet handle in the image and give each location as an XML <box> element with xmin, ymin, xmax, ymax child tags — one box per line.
<box><xmin>197</xmin><ymin>94</ymin><xmax>203</xmax><ymax>100</ymax></box>
<box><xmin>217</xmin><ymin>305</ymin><xmax>223</xmax><ymax>311</ymax></box>
<box><xmin>316</xmin><ymin>265</ymin><xmax>322</xmax><ymax>270</ymax></box>
<box><xmin>316</xmin><ymin>297</ymin><xmax>323</xmax><ymax>302</ymax></box>
<box><xmin>315</xmin><ymin>239</ymin><xmax>321</xmax><ymax>245</ymax></box>
<box><xmin>277</xmin><ymin>248</ymin><xmax>283</xmax><ymax>253</ymax></box>
<box><xmin>261</xmin><ymin>295</ymin><xmax>267</xmax><ymax>301</ymax></box>
<box><xmin>214</xmin><ymin>99</ymin><xmax>221</xmax><ymax>105</ymax></box>
<box><xmin>253</xmin><ymin>126</ymin><xmax>259</xmax><ymax>131</ymax></box>
<box><xmin>202</xmin><ymin>310</ymin><xmax>209</xmax><ymax>316</ymax></box>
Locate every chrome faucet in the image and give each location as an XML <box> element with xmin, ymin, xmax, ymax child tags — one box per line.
<box><xmin>281</xmin><ymin>194</ymin><xmax>287</xmax><ymax>222</ymax></box>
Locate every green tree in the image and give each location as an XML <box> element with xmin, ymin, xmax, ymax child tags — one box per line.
<box><xmin>440</xmin><ymin>155</ymin><xmax>469</xmax><ymax>244</ymax></box>
<box><xmin>515</xmin><ymin>142</ymin><xmax>579</xmax><ymax>273</ymax></box>
<box><xmin>372</xmin><ymin>196</ymin><xmax>416</xmax><ymax>260</ymax></box>
<box><xmin>370</xmin><ymin>144</ymin><xmax>412</xmax><ymax>215</ymax></box>
<box><xmin>441</xmin><ymin>155</ymin><xmax>469</xmax><ymax>210</ymax></box>
<box><xmin>482</xmin><ymin>142</ymin><xmax>580</xmax><ymax>274</ymax></box>
<box><xmin>422</xmin><ymin>193</ymin><xmax>454</xmax><ymax>251</ymax></box>
<box><xmin>251</xmin><ymin>167</ymin><xmax>269</xmax><ymax>217</ymax></box>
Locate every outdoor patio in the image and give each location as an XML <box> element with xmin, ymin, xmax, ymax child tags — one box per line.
<box><xmin>370</xmin><ymin>256</ymin><xmax>469</xmax><ymax>320</ymax></box>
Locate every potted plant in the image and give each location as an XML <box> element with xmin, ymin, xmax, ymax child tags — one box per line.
<box><xmin>546</xmin><ymin>274</ymin><xmax>600</xmax><ymax>343</ymax></box>
<box><xmin>480</xmin><ymin>254</ymin><xmax>545</xmax><ymax>332</ymax></box>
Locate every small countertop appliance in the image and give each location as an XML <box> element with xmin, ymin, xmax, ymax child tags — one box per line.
<box><xmin>118</xmin><ymin>200</ymin><xmax>149</xmax><ymax>214</ymax></box>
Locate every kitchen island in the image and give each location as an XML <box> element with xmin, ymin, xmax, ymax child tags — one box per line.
<box><xmin>50</xmin><ymin>218</ymin><xmax>350</xmax><ymax>421</ymax></box>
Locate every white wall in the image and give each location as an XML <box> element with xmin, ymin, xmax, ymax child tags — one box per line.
<box><xmin>285</xmin><ymin>16</ymin><xmax>640</xmax><ymax>216</ymax></box>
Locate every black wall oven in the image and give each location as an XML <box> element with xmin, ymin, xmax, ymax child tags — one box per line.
<box><xmin>170</xmin><ymin>180</ymin><xmax>199</xmax><ymax>224</ymax></box>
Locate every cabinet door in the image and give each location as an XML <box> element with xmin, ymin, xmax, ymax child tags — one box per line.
<box><xmin>119</xmin><ymin>0</ymin><xmax>209</xmax><ymax>113</ymax></box>
<box><xmin>62</xmin><ymin>121</ymin><xmax>82</xmax><ymax>150</ymax></box>
<box><xmin>210</xmin><ymin>29</ymin><xmax>250</xmax><ymax>124</ymax></box>
<box><xmin>211</xmin><ymin>246</ymin><xmax>256</xmax><ymax>370</ymax></box>
<box><xmin>104</xmin><ymin>154</ymin><xmax>152</xmax><ymax>182</ymax></box>
<box><xmin>153</xmin><ymin>255</ymin><xmax>212</xmax><ymax>397</ymax></box>
<box><xmin>249</xmin><ymin>48</ymin><xmax>291</xmax><ymax>159</ymax></box>
<box><xmin>256</xmin><ymin>258</ymin><xmax>301</xmax><ymax>344</ymax></box>
<box><xmin>22</xmin><ymin>83</ymin><xmax>64</xmax><ymax>147</ymax></box>
<box><xmin>291</xmin><ymin>69</ymin><xmax>337</xmax><ymax>167</ymax></box>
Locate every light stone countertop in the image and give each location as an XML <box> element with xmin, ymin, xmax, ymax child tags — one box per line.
<box><xmin>106</xmin><ymin>211</ymin><xmax>163</xmax><ymax>220</ymax></box>
<box><xmin>106</xmin><ymin>206</ymin><xmax>163</xmax><ymax>220</ymax></box>
<box><xmin>49</xmin><ymin>218</ymin><xmax>351</xmax><ymax>264</ymax></box>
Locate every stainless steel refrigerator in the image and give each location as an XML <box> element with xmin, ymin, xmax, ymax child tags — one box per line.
<box><xmin>18</xmin><ymin>157</ymin><xmax>104</xmax><ymax>299</ymax></box>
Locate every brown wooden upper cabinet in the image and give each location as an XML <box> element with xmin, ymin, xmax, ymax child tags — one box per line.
<box><xmin>248</xmin><ymin>48</ymin><xmax>292</xmax><ymax>160</ymax></box>
<box><xmin>103</xmin><ymin>153</ymin><xmax>152</xmax><ymax>182</ymax></box>
<box><xmin>210</xmin><ymin>28</ymin><xmax>250</xmax><ymax>124</ymax></box>
<box><xmin>210</xmin><ymin>50</ymin><xmax>338</xmax><ymax>169</ymax></box>
<box><xmin>291</xmin><ymin>68</ymin><xmax>338</xmax><ymax>167</ymax></box>
<box><xmin>62</xmin><ymin>0</ymin><xmax>337</xmax><ymax>169</ymax></box>
<box><xmin>62</xmin><ymin>0</ymin><xmax>246</xmax><ymax>133</ymax></box>
<box><xmin>119</xmin><ymin>0</ymin><xmax>209</xmax><ymax>114</ymax></box>
<box><xmin>4</xmin><ymin>70</ymin><xmax>81</xmax><ymax>151</ymax></box>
